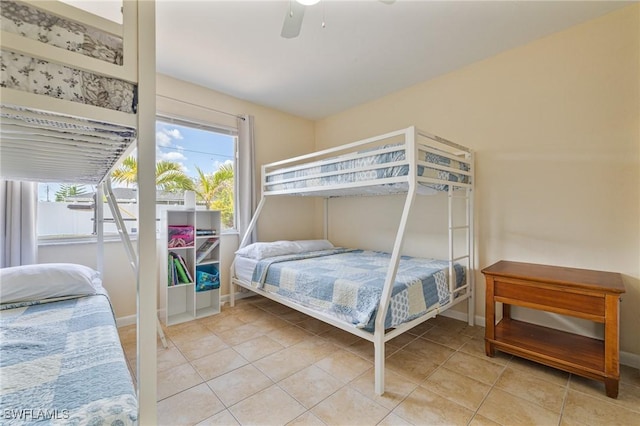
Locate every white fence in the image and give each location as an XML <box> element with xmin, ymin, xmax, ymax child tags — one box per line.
<box><xmin>37</xmin><ymin>202</ymin><xmax>173</xmax><ymax>237</ymax></box>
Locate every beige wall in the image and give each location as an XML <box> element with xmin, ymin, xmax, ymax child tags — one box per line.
<box><xmin>315</xmin><ymin>5</ymin><xmax>640</xmax><ymax>357</ymax></box>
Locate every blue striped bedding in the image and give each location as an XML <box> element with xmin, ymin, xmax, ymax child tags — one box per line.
<box><xmin>264</xmin><ymin>145</ymin><xmax>470</xmax><ymax>193</ymax></box>
<box><xmin>0</xmin><ymin>291</ymin><xmax>137</xmax><ymax>425</ymax></box>
<box><xmin>251</xmin><ymin>249</ymin><xmax>465</xmax><ymax>331</ymax></box>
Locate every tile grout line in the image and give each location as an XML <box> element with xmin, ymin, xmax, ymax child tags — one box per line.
<box><xmin>466</xmin><ymin>355</ymin><xmax>510</xmax><ymax>426</ymax></box>
<box><xmin>557</xmin><ymin>374</ymin><xmax>572</xmax><ymax>426</ymax></box>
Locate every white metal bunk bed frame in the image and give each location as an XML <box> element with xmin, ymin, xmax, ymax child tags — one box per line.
<box><xmin>230</xmin><ymin>126</ymin><xmax>475</xmax><ymax>395</ymax></box>
<box><xmin>0</xmin><ymin>1</ymin><xmax>157</xmax><ymax>422</ymax></box>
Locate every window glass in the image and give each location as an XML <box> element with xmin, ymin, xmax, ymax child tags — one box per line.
<box><xmin>154</xmin><ymin>118</ymin><xmax>236</xmax><ymax>230</ymax></box>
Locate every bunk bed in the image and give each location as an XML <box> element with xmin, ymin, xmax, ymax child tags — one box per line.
<box><xmin>0</xmin><ymin>0</ymin><xmax>156</xmax><ymax>423</ymax></box>
<box><xmin>230</xmin><ymin>126</ymin><xmax>475</xmax><ymax>395</ymax></box>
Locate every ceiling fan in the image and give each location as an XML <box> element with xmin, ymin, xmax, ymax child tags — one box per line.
<box><xmin>281</xmin><ymin>0</ymin><xmax>395</xmax><ymax>39</ymax></box>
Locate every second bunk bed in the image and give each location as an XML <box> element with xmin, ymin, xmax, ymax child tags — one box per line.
<box><xmin>1</xmin><ymin>0</ymin><xmax>156</xmax><ymax>422</ymax></box>
<box><xmin>231</xmin><ymin>126</ymin><xmax>475</xmax><ymax>395</ymax></box>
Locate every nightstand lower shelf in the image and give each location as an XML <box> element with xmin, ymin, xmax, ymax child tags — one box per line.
<box><xmin>490</xmin><ymin>318</ymin><xmax>604</xmax><ymax>376</ymax></box>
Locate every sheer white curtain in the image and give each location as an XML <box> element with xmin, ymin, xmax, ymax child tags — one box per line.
<box><xmin>237</xmin><ymin>115</ymin><xmax>256</xmax><ymax>243</ymax></box>
<box><xmin>0</xmin><ymin>180</ymin><xmax>38</xmax><ymax>267</ymax></box>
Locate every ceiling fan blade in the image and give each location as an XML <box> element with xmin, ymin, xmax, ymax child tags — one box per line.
<box><xmin>281</xmin><ymin>1</ymin><xmax>306</xmax><ymax>39</ymax></box>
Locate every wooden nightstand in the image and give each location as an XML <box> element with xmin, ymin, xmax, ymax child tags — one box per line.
<box><xmin>482</xmin><ymin>260</ymin><xmax>625</xmax><ymax>398</ymax></box>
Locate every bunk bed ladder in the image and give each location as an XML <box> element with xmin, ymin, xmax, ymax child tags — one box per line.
<box><xmin>103</xmin><ymin>178</ymin><xmax>169</xmax><ymax>349</ymax></box>
<box><xmin>448</xmin><ymin>182</ymin><xmax>474</xmax><ymax>326</ymax></box>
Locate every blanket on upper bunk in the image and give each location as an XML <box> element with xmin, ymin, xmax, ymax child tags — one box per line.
<box><xmin>1</xmin><ymin>1</ymin><xmax>123</xmax><ymax>65</ymax></box>
<box><xmin>0</xmin><ymin>293</ymin><xmax>137</xmax><ymax>425</ymax></box>
<box><xmin>0</xmin><ymin>1</ymin><xmax>136</xmax><ymax>113</ymax></box>
<box><xmin>251</xmin><ymin>248</ymin><xmax>465</xmax><ymax>331</ymax></box>
<box><xmin>264</xmin><ymin>144</ymin><xmax>470</xmax><ymax>194</ymax></box>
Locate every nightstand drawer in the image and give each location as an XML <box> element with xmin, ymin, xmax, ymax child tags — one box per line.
<box><xmin>494</xmin><ymin>279</ymin><xmax>605</xmax><ymax>319</ymax></box>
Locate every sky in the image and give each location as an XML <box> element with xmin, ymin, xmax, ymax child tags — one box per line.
<box><xmin>155</xmin><ymin>120</ymin><xmax>235</xmax><ymax>177</ymax></box>
<box><xmin>38</xmin><ymin>121</ymin><xmax>235</xmax><ymax>201</ymax></box>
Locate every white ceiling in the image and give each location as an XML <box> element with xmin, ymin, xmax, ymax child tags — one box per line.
<box><xmin>155</xmin><ymin>1</ymin><xmax>630</xmax><ymax>120</ymax></box>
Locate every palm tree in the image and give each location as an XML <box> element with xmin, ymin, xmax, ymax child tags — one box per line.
<box><xmin>155</xmin><ymin>161</ymin><xmax>195</xmax><ymax>192</ymax></box>
<box><xmin>111</xmin><ymin>156</ymin><xmax>194</xmax><ymax>192</ymax></box>
<box><xmin>55</xmin><ymin>184</ymin><xmax>88</xmax><ymax>202</ymax></box>
<box><xmin>194</xmin><ymin>163</ymin><xmax>234</xmax><ymax>228</ymax></box>
<box><xmin>110</xmin><ymin>156</ymin><xmax>137</xmax><ymax>186</ymax></box>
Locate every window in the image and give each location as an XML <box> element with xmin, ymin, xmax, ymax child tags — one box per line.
<box><xmin>37</xmin><ymin>117</ymin><xmax>237</xmax><ymax>241</ymax></box>
<box><xmin>153</xmin><ymin>117</ymin><xmax>236</xmax><ymax>231</ymax></box>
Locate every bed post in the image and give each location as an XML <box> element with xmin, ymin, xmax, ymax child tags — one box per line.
<box><xmin>467</xmin><ymin>151</ymin><xmax>475</xmax><ymax>326</ymax></box>
<box><xmin>374</xmin><ymin>187</ymin><xmax>417</xmax><ymax>395</ymax></box>
<box><xmin>323</xmin><ymin>198</ymin><xmax>329</xmax><ymax>240</ymax></box>
<box><xmin>96</xmin><ymin>184</ymin><xmax>104</xmax><ymax>276</ymax></box>
<box><xmin>373</xmin><ymin>127</ymin><xmax>418</xmax><ymax>395</ymax></box>
<box><xmin>136</xmin><ymin>0</ymin><xmax>157</xmax><ymax>423</ymax></box>
<box><xmin>373</xmin><ymin>329</ymin><xmax>385</xmax><ymax>396</ymax></box>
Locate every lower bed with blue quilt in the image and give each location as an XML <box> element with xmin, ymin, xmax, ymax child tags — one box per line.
<box><xmin>248</xmin><ymin>248</ymin><xmax>465</xmax><ymax>332</ymax></box>
<box><xmin>0</xmin><ymin>291</ymin><xmax>137</xmax><ymax>425</ymax></box>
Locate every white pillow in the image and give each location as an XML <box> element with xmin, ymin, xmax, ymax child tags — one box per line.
<box><xmin>234</xmin><ymin>241</ymin><xmax>298</xmax><ymax>260</ymax></box>
<box><xmin>0</xmin><ymin>263</ymin><xmax>101</xmax><ymax>304</ymax></box>
<box><xmin>235</xmin><ymin>240</ymin><xmax>334</xmax><ymax>260</ymax></box>
<box><xmin>291</xmin><ymin>240</ymin><xmax>334</xmax><ymax>253</ymax></box>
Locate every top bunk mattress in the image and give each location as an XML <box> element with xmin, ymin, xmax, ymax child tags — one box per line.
<box><xmin>264</xmin><ymin>143</ymin><xmax>471</xmax><ymax>197</ymax></box>
<box><xmin>0</xmin><ymin>104</ymin><xmax>136</xmax><ymax>184</ymax></box>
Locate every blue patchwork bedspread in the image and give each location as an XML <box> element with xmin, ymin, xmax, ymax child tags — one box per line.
<box><xmin>251</xmin><ymin>249</ymin><xmax>465</xmax><ymax>331</ymax></box>
<box><xmin>0</xmin><ymin>292</ymin><xmax>137</xmax><ymax>425</ymax></box>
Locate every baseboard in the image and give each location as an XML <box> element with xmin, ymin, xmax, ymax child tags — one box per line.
<box><xmin>621</xmin><ymin>351</ymin><xmax>640</xmax><ymax>369</ymax></box>
<box><xmin>220</xmin><ymin>290</ymin><xmax>256</xmax><ymax>306</ymax></box>
<box><xmin>438</xmin><ymin>310</ymin><xmax>639</xmax><ymax>369</ymax></box>
<box><xmin>439</xmin><ymin>308</ymin><xmax>485</xmax><ymax>328</ymax></box>
<box><xmin>116</xmin><ymin>314</ymin><xmax>137</xmax><ymax>328</ymax></box>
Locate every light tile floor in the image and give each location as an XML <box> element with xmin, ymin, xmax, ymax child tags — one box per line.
<box><xmin>118</xmin><ymin>297</ymin><xmax>640</xmax><ymax>426</ymax></box>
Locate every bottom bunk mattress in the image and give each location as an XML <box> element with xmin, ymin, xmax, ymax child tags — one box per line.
<box><xmin>242</xmin><ymin>248</ymin><xmax>465</xmax><ymax>331</ymax></box>
<box><xmin>0</xmin><ymin>292</ymin><xmax>137</xmax><ymax>425</ymax></box>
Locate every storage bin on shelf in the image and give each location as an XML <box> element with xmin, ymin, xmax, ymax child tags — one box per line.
<box><xmin>168</xmin><ymin>225</ymin><xmax>194</xmax><ymax>248</ymax></box>
<box><xmin>196</xmin><ymin>264</ymin><xmax>219</xmax><ymax>292</ymax></box>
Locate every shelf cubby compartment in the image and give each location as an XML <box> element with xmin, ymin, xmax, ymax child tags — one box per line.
<box><xmin>161</xmin><ymin>209</ymin><xmax>221</xmax><ymax>326</ymax></box>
